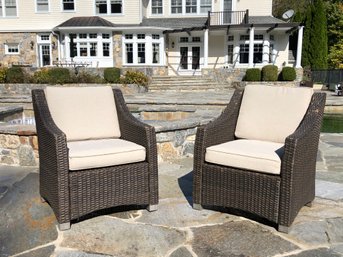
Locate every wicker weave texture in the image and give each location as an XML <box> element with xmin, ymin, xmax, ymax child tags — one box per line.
<box><xmin>32</xmin><ymin>88</ymin><xmax>158</xmax><ymax>227</ymax></box>
<box><xmin>193</xmin><ymin>90</ymin><xmax>326</xmax><ymax>230</ymax></box>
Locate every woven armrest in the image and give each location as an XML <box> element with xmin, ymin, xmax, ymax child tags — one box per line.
<box><xmin>279</xmin><ymin>92</ymin><xmax>326</xmax><ymax>227</ymax></box>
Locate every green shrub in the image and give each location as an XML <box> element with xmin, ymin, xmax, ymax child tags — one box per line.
<box><xmin>262</xmin><ymin>65</ymin><xmax>278</xmax><ymax>81</ymax></box>
<box><xmin>76</xmin><ymin>71</ymin><xmax>104</xmax><ymax>83</ymax></box>
<box><xmin>48</xmin><ymin>68</ymin><xmax>71</xmax><ymax>84</ymax></box>
<box><xmin>245</xmin><ymin>68</ymin><xmax>261</xmax><ymax>81</ymax></box>
<box><xmin>6</xmin><ymin>67</ymin><xmax>26</xmax><ymax>83</ymax></box>
<box><xmin>0</xmin><ymin>68</ymin><xmax>7</xmax><ymax>83</ymax></box>
<box><xmin>121</xmin><ymin>70</ymin><xmax>149</xmax><ymax>87</ymax></box>
<box><xmin>104</xmin><ymin>68</ymin><xmax>121</xmax><ymax>83</ymax></box>
<box><xmin>32</xmin><ymin>68</ymin><xmax>50</xmax><ymax>84</ymax></box>
<box><xmin>280</xmin><ymin>67</ymin><xmax>296</xmax><ymax>81</ymax></box>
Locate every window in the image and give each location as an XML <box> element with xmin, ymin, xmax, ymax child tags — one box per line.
<box><xmin>79</xmin><ymin>43</ymin><xmax>88</xmax><ymax>56</ymax></box>
<box><xmin>227</xmin><ymin>44</ymin><xmax>233</xmax><ymax>64</ymax></box>
<box><xmin>70</xmin><ymin>33</ymin><xmax>77</xmax><ymax>57</ymax></box>
<box><xmin>5</xmin><ymin>44</ymin><xmax>19</xmax><ymax>54</ymax></box>
<box><xmin>102</xmin><ymin>33</ymin><xmax>110</xmax><ymax>39</ymax></box>
<box><xmin>186</xmin><ymin>0</ymin><xmax>196</xmax><ymax>13</ymax></box>
<box><xmin>96</xmin><ymin>0</ymin><xmax>122</xmax><ymax>14</ymax></box>
<box><xmin>239</xmin><ymin>44</ymin><xmax>249</xmax><ymax>64</ymax></box>
<box><xmin>152</xmin><ymin>34</ymin><xmax>160</xmax><ymax>40</ymax></box>
<box><xmin>126</xmin><ymin>43</ymin><xmax>133</xmax><ymax>63</ymax></box>
<box><xmin>200</xmin><ymin>0</ymin><xmax>211</xmax><ymax>13</ymax></box>
<box><xmin>89</xmin><ymin>33</ymin><xmax>97</xmax><ymax>39</ymax></box>
<box><xmin>254</xmin><ymin>34</ymin><xmax>263</xmax><ymax>40</ymax></box>
<box><xmin>90</xmin><ymin>43</ymin><xmax>97</xmax><ymax>56</ymax></box>
<box><xmin>270</xmin><ymin>35</ymin><xmax>274</xmax><ymax>41</ymax></box>
<box><xmin>192</xmin><ymin>37</ymin><xmax>200</xmax><ymax>42</ymax></box>
<box><xmin>254</xmin><ymin>44</ymin><xmax>263</xmax><ymax>63</ymax></box>
<box><xmin>240</xmin><ymin>35</ymin><xmax>249</xmax><ymax>40</ymax></box>
<box><xmin>152</xmin><ymin>0</ymin><xmax>162</xmax><ymax>14</ymax></box>
<box><xmin>3</xmin><ymin>0</ymin><xmax>17</xmax><ymax>16</ymax></box>
<box><xmin>79</xmin><ymin>33</ymin><xmax>87</xmax><ymax>39</ymax></box>
<box><xmin>137</xmin><ymin>34</ymin><xmax>145</xmax><ymax>39</ymax></box>
<box><xmin>36</xmin><ymin>0</ymin><xmax>49</xmax><ymax>12</ymax></box>
<box><xmin>152</xmin><ymin>43</ymin><xmax>160</xmax><ymax>64</ymax></box>
<box><xmin>125</xmin><ymin>34</ymin><xmax>133</xmax><ymax>39</ymax></box>
<box><xmin>180</xmin><ymin>37</ymin><xmax>188</xmax><ymax>43</ymax></box>
<box><xmin>171</xmin><ymin>0</ymin><xmax>182</xmax><ymax>14</ymax></box>
<box><xmin>63</xmin><ymin>0</ymin><xmax>74</xmax><ymax>11</ymax></box>
<box><xmin>227</xmin><ymin>35</ymin><xmax>234</xmax><ymax>41</ymax></box>
<box><xmin>138</xmin><ymin>43</ymin><xmax>145</xmax><ymax>64</ymax></box>
<box><xmin>40</xmin><ymin>35</ymin><xmax>50</xmax><ymax>41</ymax></box>
<box><xmin>103</xmin><ymin>43</ymin><xmax>110</xmax><ymax>56</ymax></box>
<box><xmin>0</xmin><ymin>2</ymin><xmax>2</xmax><ymax>17</ymax></box>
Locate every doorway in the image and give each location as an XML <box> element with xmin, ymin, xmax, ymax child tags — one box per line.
<box><xmin>38</xmin><ymin>44</ymin><xmax>51</xmax><ymax>66</ymax></box>
<box><xmin>179</xmin><ymin>46</ymin><xmax>201</xmax><ymax>71</ymax></box>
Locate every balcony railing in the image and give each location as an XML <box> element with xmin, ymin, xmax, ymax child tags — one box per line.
<box><xmin>208</xmin><ymin>10</ymin><xmax>249</xmax><ymax>26</ymax></box>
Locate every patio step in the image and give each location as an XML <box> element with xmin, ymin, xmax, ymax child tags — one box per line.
<box><xmin>148</xmin><ymin>76</ymin><xmax>231</xmax><ymax>92</ymax></box>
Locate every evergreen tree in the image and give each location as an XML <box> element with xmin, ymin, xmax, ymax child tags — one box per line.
<box><xmin>310</xmin><ymin>0</ymin><xmax>328</xmax><ymax>69</ymax></box>
<box><xmin>301</xmin><ymin>5</ymin><xmax>313</xmax><ymax>68</ymax></box>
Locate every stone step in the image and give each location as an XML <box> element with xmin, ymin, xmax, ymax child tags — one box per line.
<box><xmin>150</xmin><ymin>81</ymin><xmax>215</xmax><ymax>86</ymax></box>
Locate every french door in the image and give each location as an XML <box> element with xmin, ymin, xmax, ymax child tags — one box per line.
<box><xmin>38</xmin><ymin>44</ymin><xmax>51</xmax><ymax>66</ymax></box>
<box><xmin>180</xmin><ymin>46</ymin><xmax>201</xmax><ymax>70</ymax></box>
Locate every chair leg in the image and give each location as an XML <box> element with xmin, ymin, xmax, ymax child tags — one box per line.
<box><xmin>305</xmin><ymin>201</ymin><xmax>313</xmax><ymax>207</ymax></box>
<box><xmin>278</xmin><ymin>225</ymin><xmax>290</xmax><ymax>234</ymax></box>
<box><xmin>193</xmin><ymin>203</ymin><xmax>203</xmax><ymax>210</ymax></box>
<box><xmin>147</xmin><ymin>204</ymin><xmax>158</xmax><ymax>212</ymax></box>
<box><xmin>58</xmin><ymin>222</ymin><xmax>71</xmax><ymax>231</ymax></box>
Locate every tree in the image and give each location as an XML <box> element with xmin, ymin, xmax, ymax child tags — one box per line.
<box><xmin>301</xmin><ymin>5</ymin><xmax>313</xmax><ymax>68</ymax></box>
<box><xmin>328</xmin><ymin>40</ymin><xmax>343</xmax><ymax>68</ymax></box>
<box><xmin>310</xmin><ymin>0</ymin><xmax>328</xmax><ymax>69</ymax></box>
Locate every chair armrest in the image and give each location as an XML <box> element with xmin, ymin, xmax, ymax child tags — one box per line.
<box><xmin>32</xmin><ymin>89</ymin><xmax>70</xmax><ymax>224</ymax></box>
<box><xmin>113</xmin><ymin>89</ymin><xmax>158</xmax><ymax>204</ymax></box>
<box><xmin>279</xmin><ymin>92</ymin><xmax>326</xmax><ymax>226</ymax></box>
<box><xmin>193</xmin><ymin>89</ymin><xmax>243</xmax><ymax>204</ymax></box>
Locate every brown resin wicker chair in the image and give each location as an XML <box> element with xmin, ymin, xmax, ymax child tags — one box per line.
<box><xmin>32</xmin><ymin>86</ymin><xmax>158</xmax><ymax>230</ymax></box>
<box><xmin>193</xmin><ymin>85</ymin><xmax>326</xmax><ymax>233</ymax></box>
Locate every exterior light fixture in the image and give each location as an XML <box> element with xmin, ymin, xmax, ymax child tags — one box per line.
<box><xmin>30</xmin><ymin>41</ymin><xmax>34</xmax><ymax>50</ymax></box>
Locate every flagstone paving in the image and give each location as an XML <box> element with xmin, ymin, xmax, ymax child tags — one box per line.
<box><xmin>0</xmin><ymin>134</ymin><xmax>342</xmax><ymax>257</ymax></box>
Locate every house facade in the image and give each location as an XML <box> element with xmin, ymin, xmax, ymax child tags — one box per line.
<box><xmin>0</xmin><ymin>0</ymin><xmax>303</xmax><ymax>76</ymax></box>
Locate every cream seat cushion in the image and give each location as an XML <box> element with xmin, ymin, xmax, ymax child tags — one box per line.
<box><xmin>235</xmin><ymin>85</ymin><xmax>313</xmax><ymax>143</ymax></box>
<box><xmin>205</xmin><ymin>139</ymin><xmax>284</xmax><ymax>175</ymax></box>
<box><xmin>68</xmin><ymin>139</ymin><xmax>146</xmax><ymax>170</ymax></box>
<box><xmin>44</xmin><ymin>86</ymin><xmax>121</xmax><ymax>141</ymax></box>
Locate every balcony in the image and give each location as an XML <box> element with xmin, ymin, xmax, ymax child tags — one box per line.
<box><xmin>208</xmin><ymin>10</ymin><xmax>249</xmax><ymax>26</ymax></box>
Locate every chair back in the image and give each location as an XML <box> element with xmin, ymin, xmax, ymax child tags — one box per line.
<box><xmin>44</xmin><ymin>86</ymin><xmax>121</xmax><ymax>141</ymax></box>
<box><xmin>235</xmin><ymin>85</ymin><xmax>313</xmax><ymax>143</ymax></box>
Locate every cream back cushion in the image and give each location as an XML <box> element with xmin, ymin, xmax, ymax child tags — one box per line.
<box><xmin>235</xmin><ymin>85</ymin><xmax>313</xmax><ymax>143</ymax></box>
<box><xmin>45</xmin><ymin>86</ymin><xmax>121</xmax><ymax>141</ymax></box>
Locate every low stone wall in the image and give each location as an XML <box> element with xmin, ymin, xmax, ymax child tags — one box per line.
<box><xmin>0</xmin><ymin>122</ymin><xmax>198</xmax><ymax>166</ymax></box>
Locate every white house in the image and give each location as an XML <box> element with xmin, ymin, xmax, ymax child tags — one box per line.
<box><xmin>0</xmin><ymin>0</ymin><xmax>303</xmax><ymax>76</ymax></box>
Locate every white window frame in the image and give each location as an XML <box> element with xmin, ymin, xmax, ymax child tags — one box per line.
<box><xmin>95</xmin><ymin>0</ymin><xmax>123</xmax><ymax>15</ymax></box>
<box><xmin>151</xmin><ymin>0</ymin><xmax>163</xmax><ymax>15</ymax></box>
<box><xmin>170</xmin><ymin>0</ymin><xmax>212</xmax><ymax>15</ymax></box>
<box><xmin>62</xmin><ymin>0</ymin><xmax>75</xmax><ymax>12</ymax></box>
<box><xmin>122</xmin><ymin>33</ymin><xmax>164</xmax><ymax>66</ymax></box>
<box><xmin>5</xmin><ymin>43</ymin><xmax>19</xmax><ymax>55</ymax></box>
<box><xmin>35</xmin><ymin>0</ymin><xmax>49</xmax><ymax>13</ymax></box>
<box><xmin>0</xmin><ymin>0</ymin><xmax>18</xmax><ymax>17</ymax></box>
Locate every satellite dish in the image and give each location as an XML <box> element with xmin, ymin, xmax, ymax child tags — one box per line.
<box><xmin>282</xmin><ymin>9</ymin><xmax>295</xmax><ymax>21</ymax></box>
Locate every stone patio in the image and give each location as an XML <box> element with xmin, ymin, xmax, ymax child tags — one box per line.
<box><xmin>0</xmin><ymin>133</ymin><xmax>342</xmax><ymax>257</ymax></box>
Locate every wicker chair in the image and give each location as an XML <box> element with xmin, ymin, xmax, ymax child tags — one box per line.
<box><xmin>32</xmin><ymin>87</ymin><xmax>158</xmax><ymax>230</ymax></box>
<box><xmin>193</xmin><ymin>85</ymin><xmax>326</xmax><ymax>233</ymax></box>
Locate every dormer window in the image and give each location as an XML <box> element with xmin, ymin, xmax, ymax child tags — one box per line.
<box><xmin>151</xmin><ymin>0</ymin><xmax>162</xmax><ymax>15</ymax></box>
<box><xmin>95</xmin><ymin>0</ymin><xmax>122</xmax><ymax>15</ymax></box>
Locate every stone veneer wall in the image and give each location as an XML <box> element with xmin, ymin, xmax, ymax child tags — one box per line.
<box><xmin>202</xmin><ymin>67</ymin><xmax>304</xmax><ymax>84</ymax></box>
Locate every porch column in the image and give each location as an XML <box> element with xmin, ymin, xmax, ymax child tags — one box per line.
<box><xmin>296</xmin><ymin>26</ymin><xmax>304</xmax><ymax>68</ymax></box>
<box><xmin>262</xmin><ymin>38</ymin><xmax>270</xmax><ymax>64</ymax></box>
<box><xmin>248</xmin><ymin>26</ymin><xmax>254</xmax><ymax>67</ymax></box>
<box><xmin>65</xmin><ymin>34</ymin><xmax>70</xmax><ymax>60</ymax></box>
<box><xmin>204</xmin><ymin>28</ymin><xmax>209</xmax><ymax>67</ymax></box>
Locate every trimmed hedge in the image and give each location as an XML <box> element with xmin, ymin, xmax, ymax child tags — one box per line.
<box><xmin>245</xmin><ymin>68</ymin><xmax>261</xmax><ymax>81</ymax></box>
<box><xmin>48</xmin><ymin>68</ymin><xmax>71</xmax><ymax>84</ymax></box>
<box><xmin>262</xmin><ymin>65</ymin><xmax>278</xmax><ymax>81</ymax></box>
<box><xmin>280</xmin><ymin>67</ymin><xmax>296</xmax><ymax>81</ymax></box>
<box><xmin>104</xmin><ymin>68</ymin><xmax>121</xmax><ymax>83</ymax></box>
<box><xmin>6</xmin><ymin>67</ymin><xmax>26</xmax><ymax>83</ymax></box>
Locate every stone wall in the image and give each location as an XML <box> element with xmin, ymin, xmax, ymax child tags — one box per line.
<box><xmin>202</xmin><ymin>67</ymin><xmax>304</xmax><ymax>85</ymax></box>
<box><xmin>0</xmin><ymin>131</ymin><xmax>38</xmax><ymax>166</ymax></box>
<box><xmin>0</xmin><ymin>32</ymin><xmax>37</xmax><ymax>67</ymax></box>
<box><xmin>122</xmin><ymin>66</ymin><xmax>168</xmax><ymax>77</ymax></box>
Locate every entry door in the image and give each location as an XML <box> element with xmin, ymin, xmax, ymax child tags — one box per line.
<box><xmin>180</xmin><ymin>46</ymin><xmax>201</xmax><ymax>70</ymax></box>
<box><xmin>39</xmin><ymin>44</ymin><xmax>51</xmax><ymax>67</ymax></box>
<box><xmin>223</xmin><ymin>0</ymin><xmax>232</xmax><ymax>24</ymax></box>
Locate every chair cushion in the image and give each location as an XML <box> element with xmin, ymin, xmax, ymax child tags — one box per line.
<box><xmin>67</xmin><ymin>139</ymin><xmax>146</xmax><ymax>170</ymax></box>
<box><xmin>205</xmin><ymin>139</ymin><xmax>284</xmax><ymax>175</ymax></box>
<box><xmin>44</xmin><ymin>86</ymin><xmax>121</xmax><ymax>141</ymax></box>
<box><xmin>235</xmin><ymin>85</ymin><xmax>313</xmax><ymax>143</ymax></box>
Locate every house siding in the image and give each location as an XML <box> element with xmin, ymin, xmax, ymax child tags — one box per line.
<box><xmin>236</xmin><ymin>0</ymin><xmax>272</xmax><ymax>16</ymax></box>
